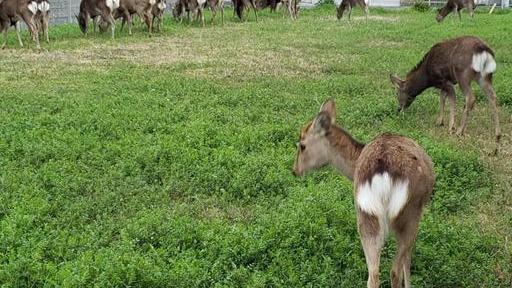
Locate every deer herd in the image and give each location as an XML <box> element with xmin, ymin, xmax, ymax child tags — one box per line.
<box><xmin>0</xmin><ymin>0</ymin><xmax>505</xmax><ymax>286</ymax></box>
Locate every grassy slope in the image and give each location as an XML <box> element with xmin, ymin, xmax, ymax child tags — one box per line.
<box><xmin>0</xmin><ymin>5</ymin><xmax>511</xmax><ymax>287</ymax></box>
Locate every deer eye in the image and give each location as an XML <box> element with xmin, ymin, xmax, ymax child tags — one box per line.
<box><xmin>296</xmin><ymin>142</ymin><xmax>305</xmax><ymax>151</ymax></box>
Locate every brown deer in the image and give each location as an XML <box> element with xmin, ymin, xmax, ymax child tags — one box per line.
<box><xmin>0</xmin><ymin>0</ymin><xmax>41</xmax><ymax>48</ymax></box>
<box><xmin>173</xmin><ymin>0</ymin><xmax>206</xmax><ymax>26</ymax></box>
<box><xmin>114</xmin><ymin>0</ymin><xmax>155</xmax><ymax>35</ymax></box>
<box><xmin>204</xmin><ymin>0</ymin><xmax>224</xmax><ymax>25</ymax></box>
<box><xmin>233</xmin><ymin>0</ymin><xmax>258</xmax><ymax>22</ymax></box>
<box><xmin>390</xmin><ymin>36</ymin><xmax>501</xmax><ymax>145</ymax></box>
<box><xmin>34</xmin><ymin>0</ymin><xmax>50</xmax><ymax>43</ymax></box>
<box><xmin>293</xmin><ymin>99</ymin><xmax>435</xmax><ymax>288</ymax></box>
<box><xmin>436</xmin><ymin>0</ymin><xmax>474</xmax><ymax>22</ymax></box>
<box><xmin>337</xmin><ymin>0</ymin><xmax>368</xmax><ymax>22</ymax></box>
<box><xmin>279</xmin><ymin>0</ymin><xmax>298</xmax><ymax>20</ymax></box>
<box><xmin>76</xmin><ymin>0</ymin><xmax>119</xmax><ymax>39</ymax></box>
<box><xmin>152</xmin><ymin>0</ymin><xmax>166</xmax><ymax>31</ymax></box>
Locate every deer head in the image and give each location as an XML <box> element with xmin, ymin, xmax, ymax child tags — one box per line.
<box><xmin>390</xmin><ymin>74</ymin><xmax>415</xmax><ymax>112</ymax></box>
<box><xmin>293</xmin><ymin>100</ymin><xmax>337</xmax><ymax>176</ymax></box>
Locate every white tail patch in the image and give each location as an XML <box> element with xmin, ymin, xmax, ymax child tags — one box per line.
<box><xmin>28</xmin><ymin>1</ymin><xmax>38</xmax><ymax>14</ymax></box>
<box><xmin>197</xmin><ymin>0</ymin><xmax>207</xmax><ymax>5</ymax></box>
<box><xmin>158</xmin><ymin>2</ymin><xmax>166</xmax><ymax>10</ymax></box>
<box><xmin>471</xmin><ymin>51</ymin><xmax>496</xmax><ymax>76</ymax></box>
<box><xmin>364</xmin><ymin>0</ymin><xmax>369</xmax><ymax>5</ymax></box>
<box><xmin>149</xmin><ymin>0</ymin><xmax>156</xmax><ymax>5</ymax></box>
<box><xmin>357</xmin><ymin>172</ymin><xmax>409</xmax><ymax>223</ymax></box>
<box><xmin>106</xmin><ymin>0</ymin><xmax>120</xmax><ymax>10</ymax></box>
<box><xmin>38</xmin><ymin>1</ymin><xmax>50</xmax><ymax>12</ymax></box>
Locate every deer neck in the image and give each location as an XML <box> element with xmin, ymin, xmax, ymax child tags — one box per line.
<box><xmin>405</xmin><ymin>66</ymin><xmax>431</xmax><ymax>98</ymax></box>
<box><xmin>326</xmin><ymin>126</ymin><xmax>365</xmax><ymax>181</ymax></box>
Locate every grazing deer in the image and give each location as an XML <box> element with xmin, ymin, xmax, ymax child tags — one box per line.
<box><xmin>204</xmin><ymin>0</ymin><xmax>224</xmax><ymax>25</ymax></box>
<box><xmin>173</xmin><ymin>0</ymin><xmax>206</xmax><ymax>26</ymax></box>
<box><xmin>114</xmin><ymin>0</ymin><xmax>155</xmax><ymax>35</ymax></box>
<box><xmin>76</xmin><ymin>0</ymin><xmax>120</xmax><ymax>39</ymax></box>
<box><xmin>279</xmin><ymin>0</ymin><xmax>298</xmax><ymax>19</ymax></box>
<box><xmin>152</xmin><ymin>0</ymin><xmax>166</xmax><ymax>31</ymax></box>
<box><xmin>233</xmin><ymin>0</ymin><xmax>258</xmax><ymax>22</ymax></box>
<box><xmin>34</xmin><ymin>0</ymin><xmax>50</xmax><ymax>44</ymax></box>
<box><xmin>293</xmin><ymin>99</ymin><xmax>435</xmax><ymax>288</ymax></box>
<box><xmin>390</xmin><ymin>36</ymin><xmax>501</xmax><ymax>145</ymax></box>
<box><xmin>436</xmin><ymin>0</ymin><xmax>474</xmax><ymax>22</ymax></box>
<box><xmin>0</xmin><ymin>0</ymin><xmax>41</xmax><ymax>48</ymax></box>
<box><xmin>337</xmin><ymin>0</ymin><xmax>368</xmax><ymax>22</ymax></box>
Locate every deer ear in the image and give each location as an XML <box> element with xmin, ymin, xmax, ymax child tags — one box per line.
<box><xmin>390</xmin><ymin>74</ymin><xmax>403</xmax><ymax>89</ymax></box>
<box><xmin>319</xmin><ymin>99</ymin><xmax>336</xmax><ymax>124</ymax></box>
<box><xmin>313</xmin><ymin>111</ymin><xmax>331</xmax><ymax>133</ymax></box>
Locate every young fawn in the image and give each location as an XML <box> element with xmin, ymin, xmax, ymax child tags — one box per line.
<box><xmin>293</xmin><ymin>99</ymin><xmax>435</xmax><ymax>288</ymax></box>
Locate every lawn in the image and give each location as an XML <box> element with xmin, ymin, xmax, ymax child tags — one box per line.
<box><xmin>0</xmin><ymin>4</ymin><xmax>511</xmax><ymax>287</ymax></box>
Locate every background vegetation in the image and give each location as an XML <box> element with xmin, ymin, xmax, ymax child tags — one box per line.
<box><xmin>0</xmin><ymin>5</ymin><xmax>511</xmax><ymax>287</ymax></box>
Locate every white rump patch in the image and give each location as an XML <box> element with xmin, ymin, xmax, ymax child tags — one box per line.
<box><xmin>471</xmin><ymin>51</ymin><xmax>496</xmax><ymax>76</ymax></box>
<box><xmin>158</xmin><ymin>2</ymin><xmax>166</xmax><ymax>9</ymax></box>
<box><xmin>364</xmin><ymin>0</ymin><xmax>369</xmax><ymax>5</ymax></box>
<box><xmin>149</xmin><ymin>0</ymin><xmax>156</xmax><ymax>5</ymax></box>
<box><xmin>28</xmin><ymin>1</ymin><xmax>38</xmax><ymax>14</ymax></box>
<box><xmin>106</xmin><ymin>0</ymin><xmax>120</xmax><ymax>10</ymax></box>
<box><xmin>38</xmin><ymin>1</ymin><xmax>50</xmax><ymax>12</ymax></box>
<box><xmin>197</xmin><ymin>0</ymin><xmax>207</xmax><ymax>5</ymax></box>
<box><xmin>357</xmin><ymin>172</ymin><xmax>409</xmax><ymax>221</ymax></box>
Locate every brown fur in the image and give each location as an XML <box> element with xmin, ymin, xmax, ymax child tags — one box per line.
<box><xmin>233</xmin><ymin>0</ymin><xmax>257</xmax><ymax>22</ymax></box>
<box><xmin>34</xmin><ymin>0</ymin><xmax>49</xmax><ymax>44</ymax></box>
<box><xmin>204</xmin><ymin>0</ymin><xmax>224</xmax><ymax>25</ymax></box>
<box><xmin>77</xmin><ymin>0</ymin><xmax>117</xmax><ymax>39</ymax></box>
<box><xmin>0</xmin><ymin>0</ymin><xmax>40</xmax><ymax>48</ymax></box>
<box><xmin>293</xmin><ymin>99</ymin><xmax>435</xmax><ymax>288</ymax></box>
<box><xmin>173</xmin><ymin>0</ymin><xmax>205</xmax><ymax>26</ymax></box>
<box><xmin>390</xmin><ymin>36</ymin><xmax>501</xmax><ymax>146</ymax></box>
<box><xmin>114</xmin><ymin>0</ymin><xmax>154</xmax><ymax>35</ymax></box>
<box><xmin>436</xmin><ymin>0</ymin><xmax>474</xmax><ymax>22</ymax></box>
<box><xmin>151</xmin><ymin>0</ymin><xmax>166</xmax><ymax>31</ymax></box>
<box><xmin>337</xmin><ymin>0</ymin><xmax>368</xmax><ymax>22</ymax></box>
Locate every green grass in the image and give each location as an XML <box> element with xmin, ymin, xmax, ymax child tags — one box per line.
<box><xmin>1</xmin><ymin>5</ymin><xmax>511</xmax><ymax>287</ymax></box>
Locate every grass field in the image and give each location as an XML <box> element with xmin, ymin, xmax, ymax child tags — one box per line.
<box><xmin>0</xmin><ymin>4</ymin><xmax>511</xmax><ymax>287</ymax></box>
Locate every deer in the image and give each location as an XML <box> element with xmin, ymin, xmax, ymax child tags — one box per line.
<box><xmin>173</xmin><ymin>0</ymin><xmax>206</xmax><ymax>26</ymax></box>
<box><xmin>390</xmin><ymin>36</ymin><xmax>501</xmax><ymax>148</ymax></box>
<box><xmin>34</xmin><ymin>0</ymin><xmax>50</xmax><ymax>44</ymax></box>
<box><xmin>113</xmin><ymin>0</ymin><xmax>155</xmax><ymax>35</ymax></box>
<box><xmin>436</xmin><ymin>0</ymin><xmax>474</xmax><ymax>22</ymax></box>
<box><xmin>277</xmin><ymin>0</ymin><xmax>298</xmax><ymax>19</ymax></box>
<box><xmin>336</xmin><ymin>0</ymin><xmax>368</xmax><ymax>22</ymax></box>
<box><xmin>204</xmin><ymin>0</ymin><xmax>224</xmax><ymax>25</ymax></box>
<box><xmin>76</xmin><ymin>0</ymin><xmax>120</xmax><ymax>39</ymax></box>
<box><xmin>152</xmin><ymin>0</ymin><xmax>166</xmax><ymax>31</ymax></box>
<box><xmin>233</xmin><ymin>0</ymin><xmax>258</xmax><ymax>22</ymax></box>
<box><xmin>0</xmin><ymin>0</ymin><xmax>41</xmax><ymax>48</ymax></box>
<box><xmin>293</xmin><ymin>99</ymin><xmax>435</xmax><ymax>288</ymax></box>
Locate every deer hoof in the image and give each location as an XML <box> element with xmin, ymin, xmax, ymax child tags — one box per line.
<box><xmin>436</xmin><ymin>118</ymin><xmax>444</xmax><ymax>126</ymax></box>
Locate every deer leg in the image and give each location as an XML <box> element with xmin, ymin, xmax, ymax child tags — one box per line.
<box><xmin>444</xmin><ymin>85</ymin><xmax>457</xmax><ymax>134</ymax></box>
<box><xmin>15</xmin><ymin>21</ymin><xmax>24</xmax><ymax>47</ymax></box>
<box><xmin>125</xmin><ymin>12</ymin><xmax>132</xmax><ymax>35</ymax></box>
<box><xmin>436</xmin><ymin>90</ymin><xmax>447</xmax><ymax>126</ymax></box>
<box><xmin>200</xmin><ymin>8</ymin><xmax>205</xmax><ymax>27</ymax></box>
<box><xmin>457</xmin><ymin>8</ymin><xmax>462</xmax><ymax>21</ymax></box>
<box><xmin>348</xmin><ymin>5</ymin><xmax>352</xmax><ymax>21</ymax></box>
<box><xmin>2</xmin><ymin>23</ymin><xmax>8</xmax><ymax>49</ymax></box>
<box><xmin>391</xmin><ymin>214</ymin><xmax>421</xmax><ymax>288</ymax></box>
<box><xmin>251</xmin><ymin>0</ymin><xmax>258</xmax><ymax>21</ymax></box>
<box><xmin>92</xmin><ymin>16</ymin><xmax>98</xmax><ymax>34</ymax></box>
<box><xmin>456</xmin><ymin>78</ymin><xmax>475</xmax><ymax>136</ymax></box>
<box><xmin>43</xmin><ymin>13</ymin><xmax>49</xmax><ymax>43</ymax></box>
<box><xmin>358</xmin><ymin>210</ymin><xmax>384</xmax><ymax>288</ymax></box>
<box><xmin>24</xmin><ymin>15</ymin><xmax>40</xmax><ymax>49</ymax></box>
<box><xmin>364</xmin><ymin>4</ymin><xmax>369</xmax><ymax>23</ymax></box>
<box><xmin>221</xmin><ymin>4</ymin><xmax>224</xmax><ymax>25</ymax></box>
<box><xmin>478</xmin><ymin>76</ymin><xmax>501</xmax><ymax>144</ymax></box>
